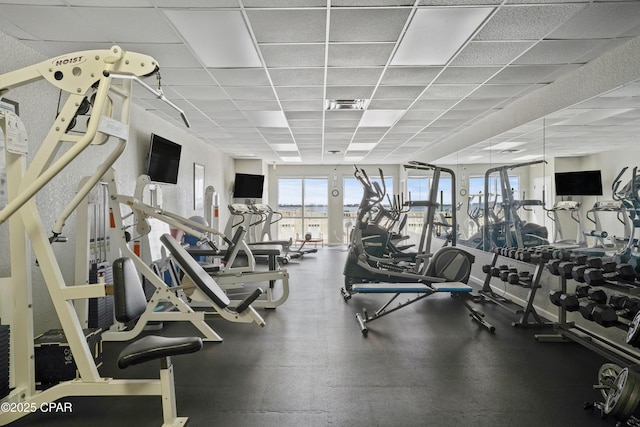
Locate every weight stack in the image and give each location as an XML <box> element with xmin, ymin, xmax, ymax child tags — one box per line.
<box><xmin>34</xmin><ymin>328</ymin><xmax>102</xmax><ymax>390</ymax></box>
<box><xmin>0</xmin><ymin>325</ymin><xmax>9</xmax><ymax>399</ymax></box>
<box><xmin>88</xmin><ymin>262</ymin><xmax>114</xmax><ymax>330</ymax></box>
<box><xmin>142</xmin><ymin>276</ymin><xmax>156</xmax><ymax>301</ymax></box>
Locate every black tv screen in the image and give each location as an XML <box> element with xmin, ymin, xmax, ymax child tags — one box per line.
<box><xmin>233</xmin><ymin>173</ymin><xmax>264</xmax><ymax>199</ymax></box>
<box><xmin>555</xmin><ymin>170</ymin><xmax>603</xmax><ymax>196</ymax></box>
<box><xmin>146</xmin><ymin>134</ymin><xmax>182</xmax><ymax>184</ymax></box>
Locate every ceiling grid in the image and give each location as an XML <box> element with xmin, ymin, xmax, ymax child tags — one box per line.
<box><xmin>0</xmin><ymin>0</ymin><xmax>639</xmax><ymax>163</ymax></box>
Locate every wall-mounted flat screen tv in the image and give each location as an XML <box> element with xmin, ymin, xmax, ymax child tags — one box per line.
<box><xmin>555</xmin><ymin>170</ymin><xmax>603</xmax><ymax>196</ymax></box>
<box><xmin>146</xmin><ymin>133</ymin><xmax>182</xmax><ymax>184</ymax></box>
<box><xmin>233</xmin><ymin>173</ymin><xmax>264</xmax><ymax>199</ymax></box>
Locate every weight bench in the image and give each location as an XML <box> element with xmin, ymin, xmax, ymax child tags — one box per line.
<box><xmin>160</xmin><ymin>233</ymin><xmax>266</xmax><ymax>327</ymax></box>
<box><xmin>186</xmin><ymin>226</ymin><xmax>289</xmax><ymax>309</ymax></box>
<box><xmin>113</xmin><ymin>257</ymin><xmax>203</xmax><ymax>426</ymax></box>
<box><xmin>348</xmin><ymin>281</ymin><xmax>495</xmax><ymax>336</ymax></box>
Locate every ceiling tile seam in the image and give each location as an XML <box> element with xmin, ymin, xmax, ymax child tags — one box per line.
<box><xmin>340</xmin><ymin>0</ymin><xmax>421</xmax><ymax>161</ymax></box>
<box><xmin>383</xmin><ymin>0</ymin><xmax>592</xmax><ymax>161</ymax></box>
<box><xmin>238</xmin><ymin>0</ymin><xmax>301</xmax><ymax>159</ymax></box>
<box><xmin>321</xmin><ymin>0</ymin><xmax>332</xmax><ymax>163</ymax></box>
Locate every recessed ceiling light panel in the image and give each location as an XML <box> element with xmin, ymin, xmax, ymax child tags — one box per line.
<box><xmin>392</xmin><ymin>8</ymin><xmax>494</xmax><ymax>66</ymax></box>
<box><xmin>164</xmin><ymin>10</ymin><xmax>262</xmax><ymax>67</ymax></box>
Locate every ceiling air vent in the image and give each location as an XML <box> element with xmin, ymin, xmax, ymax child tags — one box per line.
<box><xmin>325</xmin><ymin>99</ymin><xmax>368</xmax><ymax>111</ymax></box>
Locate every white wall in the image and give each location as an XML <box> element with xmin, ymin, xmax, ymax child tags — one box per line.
<box><xmin>0</xmin><ymin>32</ymin><xmax>235</xmax><ymax>334</ymax></box>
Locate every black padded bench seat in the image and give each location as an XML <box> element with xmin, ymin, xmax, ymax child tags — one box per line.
<box><xmin>161</xmin><ymin>233</ymin><xmax>263</xmax><ymax>314</ymax></box>
<box><xmin>118</xmin><ymin>335</ymin><xmax>202</xmax><ymax>368</ymax></box>
<box><xmin>160</xmin><ymin>234</ymin><xmax>231</xmax><ymax>308</ymax></box>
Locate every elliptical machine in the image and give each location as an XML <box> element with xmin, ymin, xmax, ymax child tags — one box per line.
<box><xmin>342</xmin><ymin>164</ymin><xmax>475</xmax><ymax>292</ymax></box>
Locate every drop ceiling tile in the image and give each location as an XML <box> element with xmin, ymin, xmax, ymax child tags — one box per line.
<box><xmin>261</xmin><ymin>44</ymin><xmax>325</xmax><ymax>67</ymax></box>
<box><xmin>225</xmin><ymin>86</ymin><xmax>276</xmax><ymax>100</ymax></box>
<box><xmin>487</xmin><ymin>65</ymin><xmax>563</xmax><ymax>84</ymax></box>
<box><xmin>0</xmin><ymin>5</ymin><xmax>106</xmax><ymax>41</ymax></box>
<box><xmin>439</xmin><ymin>109</ymin><xmax>481</xmax><ymax>120</ymax></box>
<box><xmin>622</xmin><ymin>23</ymin><xmax>640</xmax><ymax>37</ymax></box>
<box><xmin>288</xmin><ymin>119</ymin><xmax>323</xmax><ymax>128</ymax></box>
<box><xmin>434</xmin><ymin>67</ymin><xmax>501</xmax><ymax>84</ymax></box>
<box><xmin>291</xmin><ymin>128</ymin><xmax>322</xmax><ymax>135</ymax></box>
<box><xmin>380</xmin><ymin>67</ymin><xmax>443</xmax><ymax>85</ymax></box>
<box><xmin>22</xmin><ymin>40</ymin><xmax>113</xmax><ymax>57</ymax></box>
<box><xmin>420</xmin><ymin>84</ymin><xmax>478</xmax><ymax>99</ymax></box>
<box><xmin>401</xmin><ymin>110</ymin><xmax>446</xmax><ymax>120</ymax></box>
<box><xmin>475</xmin><ymin>4</ymin><xmax>585</xmax><ymax>41</ymax></box>
<box><xmin>276</xmin><ymin>86</ymin><xmax>324</xmax><ymax>100</ymax></box>
<box><xmin>155</xmin><ymin>0</ymin><xmax>238</xmax><ymax>6</ymax></box>
<box><xmin>325</xmin><ymin>110</ymin><xmax>364</xmax><ymax>120</ymax></box>
<box><xmin>374</xmin><ymin>86</ymin><xmax>425</xmax><ymax>99</ymax></box>
<box><xmin>247</xmin><ymin>10</ymin><xmax>326</xmax><ymax>43</ymax></box>
<box><xmin>285</xmin><ymin>111</ymin><xmax>324</xmax><ymax>120</ymax></box>
<box><xmin>420</xmin><ymin>0</ymin><xmax>502</xmax><ymax>5</ymax></box>
<box><xmin>329</xmin><ymin>9</ymin><xmax>411</xmax><ymax>42</ymax></box>
<box><xmin>281</xmin><ymin>100</ymin><xmax>324</xmax><ymax>110</ymax></box>
<box><xmin>368</xmin><ymin>99</ymin><xmax>415</xmax><ymax>109</ymax></box>
<box><xmin>172</xmin><ymin>86</ymin><xmax>228</xmax><ymax>100</ymax></box>
<box><xmin>209</xmin><ymin>69</ymin><xmax>271</xmax><ymax>86</ymax></box>
<box><xmin>325</xmin><ymin>119</ymin><xmax>361</xmax><ymax>128</ymax></box>
<box><xmin>469</xmin><ymin>84</ymin><xmax>531</xmax><ymax>98</ymax></box>
<box><xmin>548</xmin><ymin>2</ymin><xmax>640</xmax><ymax>39</ymax></box>
<box><xmin>215</xmin><ymin>119</ymin><xmax>254</xmax><ymax>128</ymax></box>
<box><xmin>270</xmin><ymin>68</ymin><xmax>325</xmax><ymax>86</ymax></box>
<box><xmin>574</xmin><ymin>38</ymin><xmax>633</xmax><ymax>64</ymax></box>
<box><xmin>513</xmin><ymin>39</ymin><xmax>608</xmax><ymax>65</ymax></box>
<box><xmin>234</xmin><ymin>100</ymin><xmax>282</xmax><ymax>110</ymax></box>
<box><xmin>326</xmin><ymin>86</ymin><xmax>376</xmax><ymax>99</ymax></box>
<box><xmin>204</xmin><ymin>111</ymin><xmax>246</xmax><ymax>120</ymax></box>
<box><xmin>243</xmin><ymin>0</ymin><xmax>325</xmax><ymax>6</ymax></box>
<box><xmin>76</xmin><ymin>8</ymin><xmax>181</xmax><ymax>43</ymax></box>
<box><xmin>451</xmin><ymin>41</ymin><xmax>536</xmax><ymax>66</ymax></box>
<box><xmin>333</xmin><ymin>0</ymin><xmax>415</xmax><ymax>6</ymax></box>
<box><xmin>160</xmin><ymin>68</ymin><xmax>217</xmax><ymax>86</ymax></box>
<box><xmin>327</xmin><ymin>68</ymin><xmax>385</xmax><ymax>85</ymax></box>
<box><xmin>454</xmin><ymin>98</ymin><xmax>505</xmax><ymax>110</ymax></box>
<box><xmin>120</xmin><ymin>43</ymin><xmax>202</xmax><ymax>67</ymax></box>
<box><xmin>328</xmin><ymin>43</ymin><xmax>395</xmax><ymax>67</ymax></box>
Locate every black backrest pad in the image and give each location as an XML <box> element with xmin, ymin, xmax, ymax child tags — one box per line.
<box><xmin>160</xmin><ymin>233</ymin><xmax>231</xmax><ymax>308</ymax></box>
<box><xmin>425</xmin><ymin>247</ymin><xmax>474</xmax><ymax>283</ymax></box>
<box><xmin>222</xmin><ymin>225</ymin><xmax>245</xmax><ymax>263</ymax></box>
<box><xmin>112</xmin><ymin>257</ymin><xmax>149</xmax><ymax>323</ymax></box>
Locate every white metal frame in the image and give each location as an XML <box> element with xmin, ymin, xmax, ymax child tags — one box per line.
<box><xmin>0</xmin><ymin>46</ymin><xmax>190</xmax><ymax>426</ymax></box>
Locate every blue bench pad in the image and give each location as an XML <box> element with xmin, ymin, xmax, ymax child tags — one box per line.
<box><xmin>352</xmin><ymin>282</ymin><xmax>471</xmax><ymax>294</ymax></box>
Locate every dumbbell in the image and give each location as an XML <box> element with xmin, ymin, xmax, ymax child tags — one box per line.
<box><xmin>549</xmin><ymin>285</ymin><xmax>608</xmax><ymax>312</ymax></box>
<box><xmin>509</xmin><ymin>271</ymin><xmax>531</xmax><ymax>286</ymax></box>
<box><xmin>584</xmin><ymin>263</ymin><xmax>637</xmax><ymax>286</ymax></box>
<box><xmin>499</xmin><ymin>268</ymin><xmax>518</xmax><ymax>282</ymax></box>
<box><xmin>586</xmin><ymin>297</ymin><xmax>640</xmax><ymax>327</ymax></box>
<box><xmin>490</xmin><ymin>265</ymin><xmax>509</xmax><ymax>278</ymax></box>
<box><xmin>609</xmin><ymin>295</ymin><xmax>640</xmax><ymax>319</ymax></box>
<box><xmin>571</xmin><ymin>258</ymin><xmax>608</xmax><ymax>282</ymax></box>
<box><xmin>518</xmin><ymin>248</ymin><xmax>552</xmax><ymax>263</ymax></box>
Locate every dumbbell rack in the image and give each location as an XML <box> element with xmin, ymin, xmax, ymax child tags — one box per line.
<box><xmin>479</xmin><ymin>249</ymin><xmax>554</xmax><ymax>328</ymax></box>
<box><xmin>536</xmin><ymin>272</ymin><xmax>640</xmax><ymax>368</ymax></box>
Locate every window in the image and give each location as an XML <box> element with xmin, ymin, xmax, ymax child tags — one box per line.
<box><xmin>277</xmin><ymin>178</ymin><xmax>328</xmax><ymax>243</ymax></box>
